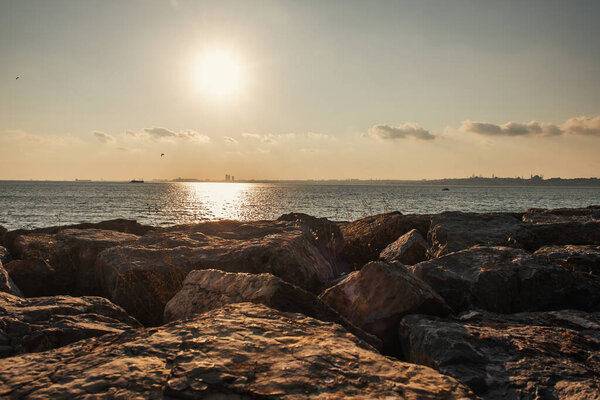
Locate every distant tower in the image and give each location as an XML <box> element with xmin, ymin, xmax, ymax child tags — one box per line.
<box><xmin>225</xmin><ymin>174</ymin><xmax>230</xmax><ymax>182</ymax></box>
<box><xmin>231</xmin><ymin>175</ymin><xmax>235</xmax><ymax>182</ymax></box>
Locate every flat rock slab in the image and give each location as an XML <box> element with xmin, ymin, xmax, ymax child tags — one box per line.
<box><xmin>0</xmin><ymin>291</ymin><xmax>141</xmax><ymax>358</ymax></box>
<box><xmin>320</xmin><ymin>261</ymin><xmax>450</xmax><ymax>355</ymax></box>
<box><xmin>411</xmin><ymin>246</ymin><xmax>600</xmax><ymax>314</ymax></box>
<box><xmin>7</xmin><ymin>228</ymin><xmax>139</xmax><ymax>297</ymax></box>
<box><xmin>340</xmin><ymin>212</ymin><xmax>431</xmax><ymax>268</ymax></box>
<box><xmin>534</xmin><ymin>245</ymin><xmax>600</xmax><ymax>275</ymax></box>
<box><xmin>428</xmin><ymin>212</ymin><xmax>538</xmax><ymax>257</ymax></box>
<box><xmin>380</xmin><ymin>228</ymin><xmax>429</xmax><ymax>265</ymax></box>
<box><xmin>95</xmin><ymin>220</ymin><xmax>335</xmax><ymax>326</ymax></box>
<box><xmin>0</xmin><ymin>303</ymin><xmax>476</xmax><ymax>399</ymax></box>
<box><xmin>399</xmin><ymin>309</ymin><xmax>600</xmax><ymax>399</ymax></box>
<box><xmin>164</xmin><ymin>269</ymin><xmax>382</xmax><ymax>350</ymax></box>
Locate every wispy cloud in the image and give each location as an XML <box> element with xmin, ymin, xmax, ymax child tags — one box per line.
<box><xmin>223</xmin><ymin>136</ymin><xmax>238</xmax><ymax>144</ymax></box>
<box><xmin>127</xmin><ymin>127</ymin><xmax>210</xmax><ymax>143</ymax></box>
<box><xmin>93</xmin><ymin>130</ymin><xmax>115</xmax><ymax>144</ymax></box>
<box><xmin>368</xmin><ymin>123</ymin><xmax>435</xmax><ymax>140</ymax></box>
<box><xmin>241</xmin><ymin>132</ymin><xmax>295</xmax><ymax>144</ymax></box>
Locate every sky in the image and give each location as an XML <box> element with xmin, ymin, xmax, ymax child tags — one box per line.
<box><xmin>1</xmin><ymin>0</ymin><xmax>599</xmax><ymax>181</ymax></box>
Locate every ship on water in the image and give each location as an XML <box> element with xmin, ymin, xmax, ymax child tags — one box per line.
<box><xmin>129</xmin><ymin>178</ymin><xmax>144</xmax><ymax>183</ymax></box>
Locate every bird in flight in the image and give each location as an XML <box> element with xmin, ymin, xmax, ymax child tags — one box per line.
<box><xmin>161</xmin><ymin>153</ymin><xmax>165</xmax><ymax>157</ymax></box>
<box><xmin>15</xmin><ymin>76</ymin><xmax>19</xmax><ymax>80</ymax></box>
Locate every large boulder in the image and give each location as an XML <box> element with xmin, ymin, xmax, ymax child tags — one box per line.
<box><xmin>523</xmin><ymin>206</ymin><xmax>600</xmax><ymax>224</ymax></box>
<box><xmin>340</xmin><ymin>212</ymin><xmax>431</xmax><ymax>268</ymax></box>
<box><xmin>410</xmin><ymin>246</ymin><xmax>600</xmax><ymax>314</ymax></box>
<box><xmin>2</xmin><ymin>218</ymin><xmax>153</xmax><ymax>254</ymax></box>
<box><xmin>0</xmin><ymin>291</ymin><xmax>141</xmax><ymax>358</ymax></box>
<box><xmin>380</xmin><ymin>228</ymin><xmax>429</xmax><ymax>265</ymax></box>
<box><xmin>278</xmin><ymin>212</ymin><xmax>345</xmax><ymax>258</ymax></box>
<box><xmin>534</xmin><ymin>245</ymin><xmax>600</xmax><ymax>275</ymax></box>
<box><xmin>319</xmin><ymin>261</ymin><xmax>451</xmax><ymax>355</ymax></box>
<box><xmin>428</xmin><ymin>212</ymin><xmax>539</xmax><ymax>257</ymax></box>
<box><xmin>6</xmin><ymin>228</ymin><xmax>139</xmax><ymax>297</ymax></box>
<box><xmin>0</xmin><ymin>261</ymin><xmax>22</xmax><ymax>297</ymax></box>
<box><xmin>399</xmin><ymin>309</ymin><xmax>600</xmax><ymax>399</ymax></box>
<box><xmin>94</xmin><ymin>220</ymin><xmax>336</xmax><ymax>326</ymax></box>
<box><xmin>0</xmin><ymin>303</ymin><xmax>476</xmax><ymax>399</ymax></box>
<box><xmin>164</xmin><ymin>269</ymin><xmax>381</xmax><ymax>350</ymax></box>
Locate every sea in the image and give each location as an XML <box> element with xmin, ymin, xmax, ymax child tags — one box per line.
<box><xmin>1</xmin><ymin>180</ymin><xmax>599</xmax><ymax>230</ymax></box>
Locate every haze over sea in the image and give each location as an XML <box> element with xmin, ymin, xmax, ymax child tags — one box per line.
<box><xmin>1</xmin><ymin>180</ymin><xmax>599</xmax><ymax>230</ymax></box>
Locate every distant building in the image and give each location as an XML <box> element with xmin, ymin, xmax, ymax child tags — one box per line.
<box><xmin>231</xmin><ymin>175</ymin><xmax>235</xmax><ymax>182</ymax></box>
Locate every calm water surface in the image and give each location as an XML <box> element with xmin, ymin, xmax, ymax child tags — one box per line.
<box><xmin>0</xmin><ymin>181</ymin><xmax>599</xmax><ymax>230</ymax></box>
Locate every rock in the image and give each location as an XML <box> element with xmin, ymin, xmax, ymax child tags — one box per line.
<box><xmin>524</xmin><ymin>207</ymin><xmax>600</xmax><ymax>247</ymax></box>
<box><xmin>0</xmin><ymin>261</ymin><xmax>22</xmax><ymax>297</ymax></box>
<box><xmin>2</xmin><ymin>218</ymin><xmax>153</xmax><ymax>254</ymax></box>
<box><xmin>0</xmin><ymin>246</ymin><xmax>9</xmax><ymax>265</ymax></box>
<box><xmin>380</xmin><ymin>228</ymin><xmax>429</xmax><ymax>265</ymax></box>
<box><xmin>340</xmin><ymin>212</ymin><xmax>431</xmax><ymax>268</ymax></box>
<box><xmin>0</xmin><ymin>225</ymin><xmax>7</xmax><ymax>245</ymax></box>
<box><xmin>0</xmin><ymin>291</ymin><xmax>141</xmax><ymax>358</ymax></box>
<box><xmin>278</xmin><ymin>212</ymin><xmax>347</xmax><ymax>274</ymax></box>
<box><xmin>319</xmin><ymin>261</ymin><xmax>451</xmax><ymax>355</ymax></box>
<box><xmin>4</xmin><ymin>258</ymin><xmax>59</xmax><ymax>297</ymax></box>
<box><xmin>523</xmin><ymin>206</ymin><xmax>600</xmax><ymax>224</ymax></box>
<box><xmin>534</xmin><ymin>245</ymin><xmax>600</xmax><ymax>275</ymax></box>
<box><xmin>0</xmin><ymin>303</ymin><xmax>476</xmax><ymax>399</ymax></box>
<box><xmin>164</xmin><ymin>269</ymin><xmax>382</xmax><ymax>350</ymax></box>
<box><xmin>428</xmin><ymin>212</ymin><xmax>539</xmax><ymax>258</ymax></box>
<box><xmin>7</xmin><ymin>229</ymin><xmax>139</xmax><ymax>297</ymax></box>
<box><xmin>95</xmin><ymin>220</ymin><xmax>336</xmax><ymax>326</ymax></box>
<box><xmin>399</xmin><ymin>309</ymin><xmax>600</xmax><ymax>398</ymax></box>
<box><xmin>410</xmin><ymin>246</ymin><xmax>600</xmax><ymax>314</ymax></box>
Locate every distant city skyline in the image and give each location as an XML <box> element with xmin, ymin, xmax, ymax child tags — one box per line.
<box><xmin>1</xmin><ymin>0</ymin><xmax>599</xmax><ymax>180</ymax></box>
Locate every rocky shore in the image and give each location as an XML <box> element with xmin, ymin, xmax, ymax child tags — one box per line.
<box><xmin>0</xmin><ymin>206</ymin><xmax>599</xmax><ymax>399</ymax></box>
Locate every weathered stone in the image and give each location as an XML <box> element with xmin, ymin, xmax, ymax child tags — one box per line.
<box><xmin>410</xmin><ymin>246</ymin><xmax>600</xmax><ymax>314</ymax></box>
<box><xmin>380</xmin><ymin>228</ymin><xmax>429</xmax><ymax>265</ymax></box>
<box><xmin>428</xmin><ymin>212</ymin><xmax>539</xmax><ymax>257</ymax></box>
<box><xmin>0</xmin><ymin>261</ymin><xmax>22</xmax><ymax>297</ymax></box>
<box><xmin>2</xmin><ymin>218</ymin><xmax>153</xmax><ymax>254</ymax></box>
<box><xmin>0</xmin><ymin>291</ymin><xmax>141</xmax><ymax>358</ymax></box>
<box><xmin>523</xmin><ymin>206</ymin><xmax>600</xmax><ymax>247</ymax></box>
<box><xmin>320</xmin><ymin>261</ymin><xmax>451</xmax><ymax>355</ymax></box>
<box><xmin>534</xmin><ymin>245</ymin><xmax>600</xmax><ymax>275</ymax></box>
<box><xmin>278</xmin><ymin>212</ymin><xmax>345</xmax><ymax>256</ymax></box>
<box><xmin>0</xmin><ymin>303</ymin><xmax>475</xmax><ymax>399</ymax></box>
<box><xmin>0</xmin><ymin>246</ymin><xmax>9</xmax><ymax>265</ymax></box>
<box><xmin>340</xmin><ymin>212</ymin><xmax>431</xmax><ymax>268</ymax></box>
<box><xmin>399</xmin><ymin>309</ymin><xmax>600</xmax><ymax>399</ymax></box>
<box><xmin>95</xmin><ymin>220</ymin><xmax>336</xmax><ymax>326</ymax></box>
<box><xmin>523</xmin><ymin>206</ymin><xmax>600</xmax><ymax>224</ymax></box>
<box><xmin>164</xmin><ymin>269</ymin><xmax>381</xmax><ymax>350</ymax></box>
<box><xmin>7</xmin><ymin>228</ymin><xmax>139</xmax><ymax>297</ymax></box>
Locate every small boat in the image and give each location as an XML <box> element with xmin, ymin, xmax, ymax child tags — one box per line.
<box><xmin>130</xmin><ymin>178</ymin><xmax>144</xmax><ymax>183</ymax></box>
<box><xmin>442</xmin><ymin>187</ymin><xmax>449</xmax><ymax>191</ymax></box>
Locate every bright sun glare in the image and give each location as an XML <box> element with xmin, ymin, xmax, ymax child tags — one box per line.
<box><xmin>194</xmin><ymin>48</ymin><xmax>245</xmax><ymax>101</ymax></box>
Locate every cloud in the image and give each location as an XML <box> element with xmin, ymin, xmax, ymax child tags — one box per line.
<box><xmin>460</xmin><ymin>120</ymin><xmax>561</xmax><ymax>137</ymax></box>
<box><xmin>368</xmin><ymin>123</ymin><xmax>435</xmax><ymax>140</ymax></box>
<box><xmin>307</xmin><ymin>132</ymin><xmax>337</xmax><ymax>141</ymax></box>
<box><xmin>561</xmin><ymin>116</ymin><xmax>600</xmax><ymax>136</ymax></box>
<box><xmin>124</xmin><ymin>127</ymin><xmax>210</xmax><ymax>143</ymax></box>
<box><xmin>93</xmin><ymin>131</ymin><xmax>115</xmax><ymax>144</ymax></box>
<box><xmin>242</xmin><ymin>132</ymin><xmax>295</xmax><ymax>144</ymax></box>
<box><xmin>223</xmin><ymin>136</ymin><xmax>238</xmax><ymax>144</ymax></box>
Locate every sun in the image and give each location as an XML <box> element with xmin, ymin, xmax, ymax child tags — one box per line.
<box><xmin>194</xmin><ymin>48</ymin><xmax>245</xmax><ymax>101</ymax></box>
